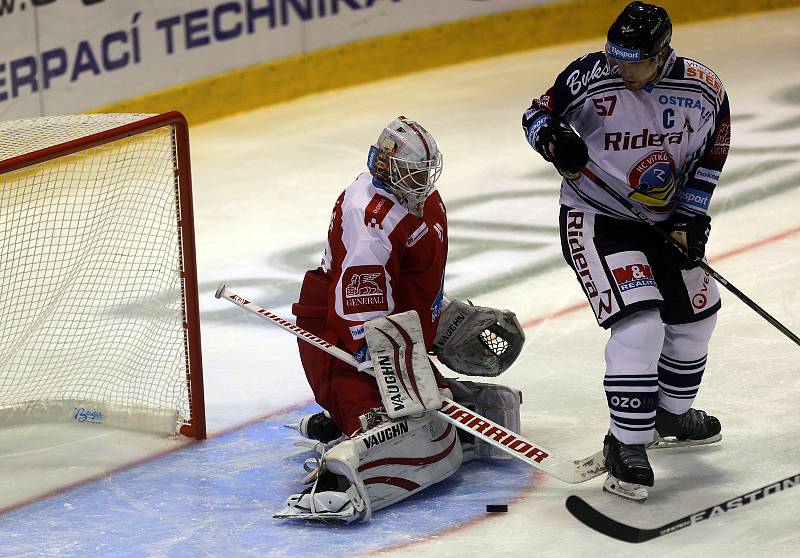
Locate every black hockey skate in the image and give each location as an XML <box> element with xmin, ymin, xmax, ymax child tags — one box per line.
<box><xmin>285</xmin><ymin>411</ymin><xmax>343</xmax><ymax>443</ymax></box>
<box><xmin>652</xmin><ymin>407</ymin><xmax>722</xmax><ymax>449</ymax></box>
<box><xmin>602</xmin><ymin>433</ymin><xmax>654</xmax><ymax>502</ymax></box>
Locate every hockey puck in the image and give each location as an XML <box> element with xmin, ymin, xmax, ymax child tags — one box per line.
<box><xmin>486</xmin><ymin>504</ymin><xmax>508</xmax><ymax>513</ymax></box>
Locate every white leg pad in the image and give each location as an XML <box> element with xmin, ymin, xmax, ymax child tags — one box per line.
<box><xmin>354</xmin><ymin>414</ymin><xmax>462</xmax><ymax>513</ymax></box>
<box><xmin>276</xmin><ymin>413</ymin><xmax>462</xmax><ymax>523</ymax></box>
<box><xmin>364</xmin><ymin>310</ymin><xmax>442</xmax><ymax>419</ymax></box>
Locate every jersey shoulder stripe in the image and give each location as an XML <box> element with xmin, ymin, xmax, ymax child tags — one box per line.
<box><xmin>656</xmin><ymin>82</ymin><xmax>721</xmax><ymax>109</ymax></box>
<box><xmin>341</xmin><ymin>173</ymin><xmax>406</xmax><ymax>237</ymax></box>
<box><xmin>667</xmin><ymin>57</ymin><xmax>726</xmax><ymax>103</ymax></box>
<box><xmin>364</xmin><ymin>194</ymin><xmax>395</xmax><ymax>230</ymax></box>
<box><xmin>659</xmin><ymin>77</ymin><xmax>719</xmax><ymax>90</ymax></box>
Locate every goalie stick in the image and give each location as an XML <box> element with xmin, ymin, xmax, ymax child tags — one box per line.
<box><xmin>571</xmin><ymin>166</ymin><xmax>800</xmax><ymax>348</ymax></box>
<box><xmin>215</xmin><ymin>283</ymin><xmax>606</xmax><ymax>484</ymax></box>
<box><xmin>566</xmin><ymin>472</ymin><xmax>799</xmax><ymax>543</ymax></box>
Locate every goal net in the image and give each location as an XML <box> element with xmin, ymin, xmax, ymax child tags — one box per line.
<box><xmin>0</xmin><ymin>112</ymin><xmax>205</xmax><ymax>439</ymax></box>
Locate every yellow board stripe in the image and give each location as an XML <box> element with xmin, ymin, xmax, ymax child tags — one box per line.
<box><xmin>93</xmin><ymin>0</ymin><xmax>800</xmax><ymax>125</ymax></box>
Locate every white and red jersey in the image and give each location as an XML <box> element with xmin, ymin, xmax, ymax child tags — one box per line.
<box><xmin>522</xmin><ymin>49</ymin><xmax>730</xmax><ymax>222</ymax></box>
<box><xmin>310</xmin><ymin>172</ymin><xmax>448</xmax><ymax>358</ymax></box>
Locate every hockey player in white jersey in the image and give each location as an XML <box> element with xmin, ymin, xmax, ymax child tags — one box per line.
<box><xmin>522</xmin><ymin>2</ymin><xmax>729</xmax><ymax>500</ymax></box>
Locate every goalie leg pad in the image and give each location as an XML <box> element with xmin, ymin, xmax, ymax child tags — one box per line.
<box><xmin>354</xmin><ymin>414</ymin><xmax>463</xmax><ymax>513</ymax></box>
<box><xmin>364</xmin><ymin>310</ymin><xmax>441</xmax><ymax>419</ymax></box>
<box><xmin>447</xmin><ymin>378</ymin><xmax>522</xmax><ymax>461</ymax></box>
<box><xmin>276</xmin><ymin>414</ymin><xmax>462</xmax><ymax>523</ymax></box>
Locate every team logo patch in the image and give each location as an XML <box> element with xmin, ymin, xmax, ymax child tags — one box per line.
<box><xmin>612</xmin><ymin>263</ymin><xmax>657</xmax><ymax>292</ymax></box>
<box><xmin>685</xmin><ymin>268</ymin><xmax>718</xmax><ymax>314</ymax></box>
<box><xmin>628</xmin><ymin>151</ymin><xmax>677</xmax><ymax>210</ymax></box>
<box><xmin>349</xmin><ymin>324</ymin><xmax>366</xmax><ymax>340</ymax></box>
<box><xmin>692</xmin><ymin>293</ymin><xmax>708</xmax><ymax>309</ymax></box>
<box><xmin>710</xmin><ymin>118</ymin><xmax>731</xmax><ymax>160</ymax></box>
<box><xmin>342</xmin><ymin>265</ymin><xmax>388</xmax><ymax>314</ymax></box>
<box><xmin>537</xmin><ymin>93</ymin><xmax>555</xmax><ymax>112</ymax></box>
<box><xmin>675</xmin><ymin>187</ymin><xmax>711</xmax><ymax>212</ymax></box>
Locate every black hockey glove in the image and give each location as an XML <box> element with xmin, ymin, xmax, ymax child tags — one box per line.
<box><xmin>668</xmin><ymin>212</ymin><xmax>711</xmax><ymax>269</ymax></box>
<box><xmin>533</xmin><ymin>117</ymin><xmax>589</xmax><ymax>177</ymax></box>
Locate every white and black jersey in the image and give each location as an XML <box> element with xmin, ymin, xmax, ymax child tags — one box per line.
<box><xmin>522</xmin><ymin>49</ymin><xmax>730</xmax><ymax>222</ymax></box>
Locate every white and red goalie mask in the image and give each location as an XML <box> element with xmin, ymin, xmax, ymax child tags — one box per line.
<box><xmin>367</xmin><ymin>116</ymin><xmax>443</xmax><ymax>217</ymax></box>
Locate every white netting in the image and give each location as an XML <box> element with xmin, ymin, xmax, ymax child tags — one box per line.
<box><xmin>0</xmin><ymin>114</ymin><xmax>153</xmax><ymax>161</ymax></box>
<box><xmin>0</xmin><ymin>114</ymin><xmax>194</xmax><ymax>434</ymax></box>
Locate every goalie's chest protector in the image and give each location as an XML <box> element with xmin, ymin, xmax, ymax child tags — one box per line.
<box><xmin>323</xmin><ymin>174</ymin><xmax>448</xmax><ymax>349</ymax></box>
<box><xmin>388</xmin><ymin>189</ymin><xmax>449</xmax><ymax>345</ymax></box>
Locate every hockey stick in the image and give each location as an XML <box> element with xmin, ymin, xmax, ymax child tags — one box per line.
<box><xmin>573</xmin><ymin>167</ymin><xmax>800</xmax><ymax>347</ymax></box>
<box><xmin>215</xmin><ymin>283</ymin><xmax>606</xmax><ymax>484</ymax></box>
<box><xmin>566</xmin><ymin>472</ymin><xmax>799</xmax><ymax>543</ymax></box>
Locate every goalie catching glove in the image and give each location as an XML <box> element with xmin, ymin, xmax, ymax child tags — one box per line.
<box><xmin>433</xmin><ymin>299</ymin><xmax>525</xmax><ymax>377</ymax></box>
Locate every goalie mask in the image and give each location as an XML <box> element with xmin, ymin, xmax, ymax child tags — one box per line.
<box><xmin>367</xmin><ymin>116</ymin><xmax>443</xmax><ymax>218</ymax></box>
<box><xmin>433</xmin><ymin>299</ymin><xmax>525</xmax><ymax>377</ymax></box>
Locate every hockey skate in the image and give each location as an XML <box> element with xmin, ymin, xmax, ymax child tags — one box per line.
<box><xmin>650</xmin><ymin>407</ymin><xmax>721</xmax><ymax>449</ymax></box>
<box><xmin>274</xmin><ymin>468</ymin><xmax>366</xmax><ymax>524</ymax></box>
<box><xmin>602</xmin><ymin>433</ymin><xmax>654</xmax><ymax>502</ymax></box>
<box><xmin>275</xmin><ymin>438</ymin><xmax>371</xmax><ymax>524</ymax></box>
<box><xmin>284</xmin><ymin>411</ymin><xmax>343</xmax><ymax>444</ymax></box>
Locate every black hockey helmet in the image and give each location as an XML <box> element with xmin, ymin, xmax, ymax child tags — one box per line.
<box><xmin>606</xmin><ymin>2</ymin><xmax>672</xmax><ymax>62</ymax></box>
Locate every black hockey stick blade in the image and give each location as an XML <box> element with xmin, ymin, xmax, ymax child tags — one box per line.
<box><xmin>566</xmin><ymin>472</ymin><xmax>800</xmax><ymax>543</ymax></box>
<box><xmin>566</xmin><ymin>495</ymin><xmax>657</xmax><ymax>543</ymax></box>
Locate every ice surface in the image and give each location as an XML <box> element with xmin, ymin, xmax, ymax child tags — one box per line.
<box><xmin>1</xmin><ymin>9</ymin><xmax>799</xmax><ymax>557</ymax></box>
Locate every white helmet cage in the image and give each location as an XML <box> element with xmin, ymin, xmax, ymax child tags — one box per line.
<box><xmin>368</xmin><ymin>116</ymin><xmax>443</xmax><ymax>217</ymax></box>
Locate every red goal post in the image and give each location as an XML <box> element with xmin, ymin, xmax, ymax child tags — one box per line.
<box><xmin>0</xmin><ymin>112</ymin><xmax>206</xmax><ymax>440</ymax></box>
